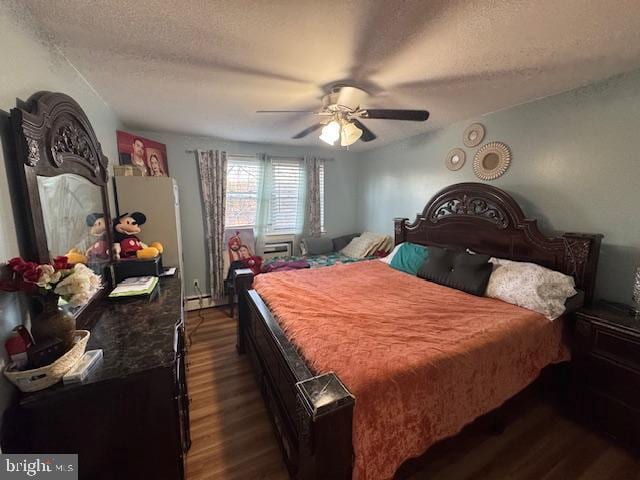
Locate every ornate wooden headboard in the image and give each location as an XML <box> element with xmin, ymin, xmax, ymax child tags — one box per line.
<box><xmin>394</xmin><ymin>183</ymin><xmax>603</xmax><ymax>304</ymax></box>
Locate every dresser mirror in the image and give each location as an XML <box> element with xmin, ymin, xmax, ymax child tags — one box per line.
<box><xmin>8</xmin><ymin>92</ymin><xmax>114</xmax><ymax>318</ymax></box>
<box><xmin>36</xmin><ymin>174</ymin><xmax>105</xmax><ymax>260</ymax></box>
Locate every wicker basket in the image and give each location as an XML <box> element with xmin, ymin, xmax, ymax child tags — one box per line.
<box><xmin>4</xmin><ymin>330</ymin><xmax>90</xmax><ymax>392</ymax></box>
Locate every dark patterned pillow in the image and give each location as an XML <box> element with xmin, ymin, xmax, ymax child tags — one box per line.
<box><xmin>417</xmin><ymin>246</ymin><xmax>492</xmax><ymax>296</ymax></box>
<box><xmin>302</xmin><ymin>237</ymin><xmax>334</xmax><ymax>255</ymax></box>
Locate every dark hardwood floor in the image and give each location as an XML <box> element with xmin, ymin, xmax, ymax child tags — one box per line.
<box><xmin>185</xmin><ymin>308</ymin><xmax>639</xmax><ymax>480</ymax></box>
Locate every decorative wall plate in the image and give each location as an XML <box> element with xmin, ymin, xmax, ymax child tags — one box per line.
<box><xmin>463</xmin><ymin>123</ymin><xmax>485</xmax><ymax>147</ymax></box>
<box><xmin>473</xmin><ymin>142</ymin><xmax>511</xmax><ymax>180</ymax></box>
<box><xmin>445</xmin><ymin>148</ymin><xmax>466</xmax><ymax>171</ymax></box>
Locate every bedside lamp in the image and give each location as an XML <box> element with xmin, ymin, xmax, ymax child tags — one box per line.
<box><xmin>633</xmin><ymin>266</ymin><xmax>640</xmax><ymax>316</ymax></box>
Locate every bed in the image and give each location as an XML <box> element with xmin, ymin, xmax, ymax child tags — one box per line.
<box><xmin>233</xmin><ymin>182</ymin><xmax>603</xmax><ymax>480</ymax></box>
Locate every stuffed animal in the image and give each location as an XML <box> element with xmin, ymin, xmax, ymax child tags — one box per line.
<box><xmin>112</xmin><ymin>212</ymin><xmax>163</xmax><ymax>260</ymax></box>
<box><xmin>85</xmin><ymin>213</ymin><xmax>110</xmax><ymax>261</ymax></box>
<box><xmin>64</xmin><ymin>248</ymin><xmax>87</xmax><ymax>265</ymax></box>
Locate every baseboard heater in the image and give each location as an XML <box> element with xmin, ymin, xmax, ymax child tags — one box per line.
<box><xmin>186</xmin><ymin>294</ymin><xmax>228</xmax><ymax>311</ymax></box>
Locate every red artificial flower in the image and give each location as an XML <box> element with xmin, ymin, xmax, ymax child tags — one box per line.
<box><xmin>17</xmin><ymin>278</ymin><xmax>37</xmax><ymax>293</ymax></box>
<box><xmin>52</xmin><ymin>256</ymin><xmax>70</xmax><ymax>270</ymax></box>
<box><xmin>0</xmin><ymin>279</ymin><xmax>18</xmax><ymax>292</ymax></box>
<box><xmin>7</xmin><ymin>257</ymin><xmax>26</xmax><ymax>271</ymax></box>
<box><xmin>14</xmin><ymin>261</ymin><xmax>38</xmax><ymax>274</ymax></box>
<box><xmin>22</xmin><ymin>264</ymin><xmax>41</xmax><ymax>284</ymax></box>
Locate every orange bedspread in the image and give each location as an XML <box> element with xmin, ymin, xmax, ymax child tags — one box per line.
<box><xmin>253</xmin><ymin>260</ymin><xmax>569</xmax><ymax>480</ymax></box>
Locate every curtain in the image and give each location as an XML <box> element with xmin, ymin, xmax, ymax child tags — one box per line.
<box><xmin>305</xmin><ymin>156</ymin><xmax>322</xmax><ymax>237</ymax></box>
<box><xmin>196</xmin><ymin>149</ymin><xmax>227</xmax><ymax>299</ymax></box>
<box><xmin>254</xmin><ymin>153</ymin><xmax>269</xmax><ymax>238</ymax></box>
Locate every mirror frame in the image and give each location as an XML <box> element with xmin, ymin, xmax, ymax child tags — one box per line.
<box><xmin>8</xmin><ymin>92</ymin><xmax>114</xmax><ymax>312</ymax></box>
<box><xmin>472</xmin><ymin>141</ymin><xmax>512</xmax><ymax>181</ymax></box>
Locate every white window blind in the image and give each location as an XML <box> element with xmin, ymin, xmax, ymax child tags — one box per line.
<box><xmin>267</xmin><ymin>157</ymin><xmax>305</xmax><ymax>233</ymax></box>
<box><xmin>225</xmin><ymin>156</ymin><xmax>263</xmax><ymax>227</ymax></box>
<box><xmin>319</xmin><ymin>161</ymin><xmax>325</xmax><ymax>232</ymax></box>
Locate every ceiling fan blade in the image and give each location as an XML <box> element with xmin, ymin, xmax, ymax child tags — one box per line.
<box><xmin>361</xmin><ymin>109</ymin><xmax>429</xmax><ymax>121</ymax></box>
<box><xmin>292</xmin><ymin>123</ymin><xmax>324</xmax><ymax>139</ymax></box>
<box><xmin>351</xmin><ymin>120</ymin><xmax>376</xmax><ymax>142</ymax></box>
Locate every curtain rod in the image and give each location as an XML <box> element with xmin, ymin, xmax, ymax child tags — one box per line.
<box><xmin>186</xmin><ymin>149</ymin><xmax>334</xmax><ymax>161</ymax></box>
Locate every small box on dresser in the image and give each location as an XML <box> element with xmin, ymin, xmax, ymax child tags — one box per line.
<box><xmin>571</xmin><ymin>301</ymin><xmax>640</xmax><ymax>452</ymax></box>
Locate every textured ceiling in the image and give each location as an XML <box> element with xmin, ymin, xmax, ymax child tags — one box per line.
<box><xmin>14</xmin><ymin>0</ymin><xmax>640</xmax><ymax>150</ymax></box>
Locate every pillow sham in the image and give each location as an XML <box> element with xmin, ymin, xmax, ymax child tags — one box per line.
<box><xmin>341</xmin><ymin>232</ymin><xmax>389</xmax><ymax>259</ymax></box>
<box><xmin>332</xmin><ymin>233</ymin><xmax>360</xmax><ymax>252</ymax></box>
<box><xmin>301</xmin><ymin>237</ymin><xmax>334</xmax><ymax>255</ymax></box>
<box><xmin>359</xmin><ymin>232</ymin><xmax>391</xmax><ymax>256</ymax></box>
<box><xmin>417</xmin><ymin>246</ymin><xmax>492</xmax><ymax>296</ymax></box>
<box><xmin>341</xmin><ymin>236</ymin><xmax>366</xmax><ymax>258</ymax></box>
<box><xmin>388</xmin><ymin>243</ymin><xmax>429</xmax><ymax>275</ymax></box>
<box><xmin>485</xmin><ymin>258</ymin><xmax>577</xmax><ymax>320</ymax></box>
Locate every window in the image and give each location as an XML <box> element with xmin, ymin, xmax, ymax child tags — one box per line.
<box><xmin>267</xmin><ymin>157</ymin><xmax>305</xmax><ymax>234</ymax></box>
<box><xmin>319</xmin><ymin>161</ymin><xmax>325</xmax><ymax>233</ymax></box>
<box><xmin>224</xmin><ymin>154</ymin><xmax>324</xmax><ymax>234</ymax></box>
<box><xmin>225</xmin><ymin>156</ymin><xmax>262</xmax><ymax>227</ymax></box>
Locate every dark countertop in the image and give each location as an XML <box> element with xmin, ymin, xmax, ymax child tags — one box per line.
<box><xmin>577</xmin><ymin>300</ymin><xmax>640</xmax><ymax>334</ymax></box>
<box><xmin>19</xmin><ymin>273</ymin><xmax>183</xmax><ymax>406</ymax></box>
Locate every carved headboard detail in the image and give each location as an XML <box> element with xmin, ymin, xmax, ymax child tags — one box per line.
<box><xmin>394</xmin><ymin>183</ymin><xmax>603</xmax><ymax>304</ymax></box>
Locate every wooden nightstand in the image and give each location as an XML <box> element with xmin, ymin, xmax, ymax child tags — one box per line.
<box><xmin>571</xmin><ymin>301</ymin><xmax>640</xmax><ymax>452</ymax></box>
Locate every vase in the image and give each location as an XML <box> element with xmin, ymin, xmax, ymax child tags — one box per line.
<box><xmin>30</xmin><ymin>295</ymin><xmax>76</xmax><ymax>350</ymax></box>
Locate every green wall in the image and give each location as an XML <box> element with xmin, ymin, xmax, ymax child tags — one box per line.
<box><xmin>357</xmin><ymin>69</ymin><xmax>640</xmax><ymax>303</ymax></box>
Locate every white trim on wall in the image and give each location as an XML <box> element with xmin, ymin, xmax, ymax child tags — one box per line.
<box><xmin>185</xmin><ymin>295</ymin><xmax>229</xmax><ymax>311</ymax></box>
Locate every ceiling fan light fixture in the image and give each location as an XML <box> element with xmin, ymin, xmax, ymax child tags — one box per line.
<box><xmin>340</xmin><ymin>121</ymin><xmax>363</xmax><ymax>146</ymax></box>
<box><xmin>319</xmin><ymin>120</ymin><xmax>340</xmax><ymax>145</ymax></box>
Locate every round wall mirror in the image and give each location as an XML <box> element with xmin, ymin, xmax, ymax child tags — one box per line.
<box><xmin>445</xmin><ymin>148</ymin><xmax>466</xmax><ymax>171</ymax></box>
<box><xmin>463</xmin><ymin>123</ymin><xmax>485</xmax><ymax>147</ymax></box>
<box><xmin>473</xmin><ymin>142</ymin><xmax>511</xmax><ymax>180</ymax></box>
<box><xmin>482</xmin><ymin>153</ymin><xmax>500</xmax><ymax>170</ymax></box>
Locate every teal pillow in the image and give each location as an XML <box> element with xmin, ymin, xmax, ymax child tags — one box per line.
<box><xmin>389</xmin><ymin>243</ymin><xmax>429</xmax><ymax>275</ymax></box>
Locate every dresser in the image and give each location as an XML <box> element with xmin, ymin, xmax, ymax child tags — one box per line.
<box><xmin>1</xmin><ymin>274</ymin><xmax>191</xmax><ymax>480</ymax></box>
<box><xmin>571</xmin><ymin>301</ymin><xmax>640</xmax><ymax>452</ymax></box>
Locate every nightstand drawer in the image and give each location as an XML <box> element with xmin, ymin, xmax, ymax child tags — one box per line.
<box><xmin>587</xmin><ymin>355</ymin><xmax>640</xmax><ymax>409</ymax></box>
<box><xmin>593</xmin><ymin>328</ymin><xmax>640</xmax><ymax>373</ymax></box>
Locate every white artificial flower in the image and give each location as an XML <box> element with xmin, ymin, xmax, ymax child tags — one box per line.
<box><xmin>36</xmin><ymin>264</ymin><xmax>61</xmax><ymax>288</ymax></box>
<box><xmin>68</xmin><ymin>290</ymin><xmax>93</xmax><ymax>306</ymax></box>
<box><xmin>53</xmin><ymin>264</ymin><xmax>101</xmax><ymax>305</ymax></box>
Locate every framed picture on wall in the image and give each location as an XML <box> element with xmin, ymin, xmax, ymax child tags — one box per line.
<box><xmin>116</xmin><ymin>130</ymin><xmax>169</xmax><ymax>177</ymax></box>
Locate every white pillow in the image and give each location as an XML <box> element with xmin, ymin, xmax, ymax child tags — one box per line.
<box><xmin>380</xmin><ymin>243</ymin><xmax>403</xmax><ymax>264</ymax></box>
<box><xmin>341</xmin><ymin>236</ymin><xmax>367</xmax><ymax>258</ymax></box>
<box><xmin>341</xmin><ymin>232</ymin><xmax>388</xmax><ymax>259</ymax></box>
<box><xmin>485</xmin><ymin>258</ymin><xmax>577</xmax><ymax>320</ymax></box>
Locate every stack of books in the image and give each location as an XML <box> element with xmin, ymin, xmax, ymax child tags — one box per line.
<box><xmin>108</xmin><ymin>276</ymin><xmax>158</xmax><ymax>298</ymax></box>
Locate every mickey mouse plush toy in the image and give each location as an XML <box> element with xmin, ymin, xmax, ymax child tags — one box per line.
<box><xmin>85</xmin><ymin>212</ymin><xmax>110</xmax><ymax>260</ymax></box>
<box><xmin>113</xmin><ymin>212</ymin><xmax>163</xmax><ymax>261</ymax></box>
<box><xmin>64</xmin><ymin>212</ymin><xmax>109</xmax><ymax>264</ymax></box>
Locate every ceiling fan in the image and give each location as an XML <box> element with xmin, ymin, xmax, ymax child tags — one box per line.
<box><xmin>256</xmin><ymin>85</ymin><xmax>429</xmax><ymax>146</ymax></box>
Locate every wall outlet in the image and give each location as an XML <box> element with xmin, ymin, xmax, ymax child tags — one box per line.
<box><xmin>193</xmin><ymin>279</ymin><xmax>200</xmax><ymax>291</ymax></box>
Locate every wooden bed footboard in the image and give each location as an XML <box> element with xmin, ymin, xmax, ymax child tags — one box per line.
<box><xmin>234</xmin><ymin>269</ymin><xmax>355</xmax><ymax>480</ymax></box>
